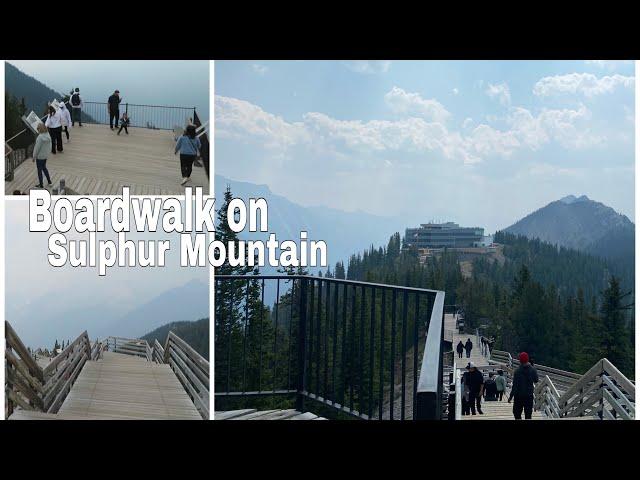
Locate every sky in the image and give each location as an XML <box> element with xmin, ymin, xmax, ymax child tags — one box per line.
<box><xmin>9</xmin><ymin>60</ymin><xmax>209</xmax><ymax>121</ymax></box>
<box><xmin>5</xmin><ymin>199</ymin><xmax>209</xmax><ymax>346</ymax></box>
<box><xmin>215</xmin><ymin>60</ymin><xmax>635</xmax><ymax>232</ymax></box>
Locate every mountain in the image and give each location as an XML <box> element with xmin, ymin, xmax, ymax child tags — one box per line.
<box><xmin>504</xmin><ymin>195</ymin><xmax>634</xmax><ymax>261</ymax></box>
<box><xmin>109</xmin><ymin>279</ymin><xmax>209</xmax><ymax>338</ymax></box>
<box><xmin>5</xmin><ymin>62</ymin><xmax>96</xmax><ymax>129</ymax></box>
<box><xmin>141</xmin><ymin>318</ymin><xmax>209</xmax><ymax>360</ymax></box>
<box><xmin>215</xmin><ymin>175</ymin><xmax>407</xmax><ymax>273</ymax></box>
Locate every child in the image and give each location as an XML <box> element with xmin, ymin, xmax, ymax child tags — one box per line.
<box><xmin>117</xmin><ymin>112</ymin><xmax>130</xmax><ymax>135</ymax></box>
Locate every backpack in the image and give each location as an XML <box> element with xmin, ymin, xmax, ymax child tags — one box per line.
<box><xmin>71</xmin><ymin>93</ymin><xmax>80</xmax><ymax>106</ymax></box>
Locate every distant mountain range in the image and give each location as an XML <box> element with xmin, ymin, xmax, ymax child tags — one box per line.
<box><xmin>109</xmin><ymin>279</ymin><xmax>209</xmax><ymax>338</ymax></box>
<box><xmin>9</xmin><ymin>279</ymin><xmax>209</xmax><ymax>349</ymax></box>
<box><xmin>5</xmin><ymin>62</ymin><xmax>96</xmax><ymax>121</ymax></box>
<box><xmin>504</xmin><ymin>195</ymin><xmax>634</xmax><ymax>261</ymax></box>
<box><xmin>215</xmin><ymin>175</ymin><xmax>407</xmax><ymax>273</ymax></box>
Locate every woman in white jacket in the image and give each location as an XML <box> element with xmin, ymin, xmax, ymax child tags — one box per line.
<box><xmin>33</xmin><ymin>122</ymin><xmax>53</xmax><ymax>188</ymax></box>
<box><xmin>44</xmin><ymin>105</ymin><xmax>63</xmax><ymax>154</ymax></box>
<box><xmin>58</xmin><ymin>102</ymin><xmax>72</xmax><ymax>143</ymax></box>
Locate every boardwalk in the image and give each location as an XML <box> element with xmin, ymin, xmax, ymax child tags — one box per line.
<box><xmin>10</xmin><ymin>352</ymin><xmax>202</xmax><ymax>420</ymax></box>
<box><xmin>461</xmin><ymin>398</ymin><xmax>544</xmax><ymax>420</ymax></box>
<box><xmin>6</xmin><ymin>124</ymin><xmax>209</xmax><ymax>195</ymax></box>
<box><xmin>215</xmin><ymin>409</ymin><xmax>326</xmax><ymax>420</ymax></box>
<box><xmin>446</xmin><ymin>313</ymin><xmax>487</xmax><ymax>367</ymax></box>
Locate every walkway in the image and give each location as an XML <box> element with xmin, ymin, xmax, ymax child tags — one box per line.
<box><xmin>215</xmin><ymin>409</ymin><xmax>326</xmax><ymax>420</ymax></box>
<box><xmin>446</xmin><ymin>313</ymin><xmax>487</xmax><ymax>367</ymax></box>
<box><xmin>6</xmin><ymin>124</ymin><xmax>209</xmax><ymax>195</ymax></box>
<box><xmin>11</xmin><ymin>352</ymin><xmax>202</xmax><ymax>420</ymax></box>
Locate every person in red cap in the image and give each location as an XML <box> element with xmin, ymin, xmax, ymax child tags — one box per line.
<box><xmin>508</xmin><ymin>351</ymin><xmax>539</xmax><ymax>419</ymax></box>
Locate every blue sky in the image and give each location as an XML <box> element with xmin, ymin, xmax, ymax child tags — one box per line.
<box><xmin>215</xmin><ymin>60</ymin><xmax>635</xmax><ymax>233</ymax></box>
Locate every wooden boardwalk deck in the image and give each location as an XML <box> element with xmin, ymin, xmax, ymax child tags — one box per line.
<box><xmin>6</xmin><ymin>124</ymin><xmax>209</xmax><ymax>195</ymax></box>
<box><xmin>461</xmin><ymin>399</ymin><xmax>545</xmax><ymax>420</ymax></box>
<box><xmin>446</xmin><ymin>313</ymin><xmax>487</xmax><ymax>367</ymax></box>
<box><xmin>215</xmin><ymin>409</ymin><xmax>327</xmax><ymax>420</ymax></box>
<box><xmin>10</xmin><ymin>352</ymin><xmax>202</xmax><ymax>420</ymax></box>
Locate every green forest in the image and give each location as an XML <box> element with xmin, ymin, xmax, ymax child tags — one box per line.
<box><xmin>141</xmin><ymin>318</ymin><xmax>210</xmax><ymax>360</ymax></box>
<box><xmin>214</xmin><ymin>186</ymin><xmax>635</xmax><ymax>416</ymax></box>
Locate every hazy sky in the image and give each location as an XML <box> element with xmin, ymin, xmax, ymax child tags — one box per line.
<box><xmin>9</xmin><ymin>60</ymin><xmax>209</xmax><ymax>121</ymax></box>
<box><xmin>5</xmin><ymin>199</ymin><xmax>209</xmax><ymax>345</ymax></box>
<box><xmin>215</xmin><ymin>60</ymin><xmax>635</xmax><ymax>232</ymax></box>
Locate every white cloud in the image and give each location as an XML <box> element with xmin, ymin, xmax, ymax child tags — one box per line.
<box><xmin>585</xmin><ymin>60</ymin><xmax>633</xmax><ymax>70</ymax></box>
<box><xmin>384</xmin><ymin>86</ymin><xmax>451</xmax><ymax>123</ymax></box>
<box><xmin>215</xmin><ymin>95</ymin><xmax>605</xmax><ymax>168</ymax></box>
<box><xmin>214</xmin><ymin>96</ymin><xmax>308</xmax><ymax>149</ymax></box>
<box><xmin>452</xmin><ymin>87</ymin><xmax>459</xmax><ymax>95</ymax></box>
<box><xmin>342</xmin><ymin>60</ymin><xmax>391</xmax><ymax>74</ymax></box>
<box><xmin>251</xmin><ymin>64</ymin><xmax>268</xmax><ymax>75</ymax></box>
<box><xmin>533</xmin><ymin>73</ymin><xmax>634</xmax><ymax>97</ymax></box>
<box><xmin>485</xmin><ymin>82</ymin><xmax>511</xmax><ymax>106</ymax></box>
<box><xmin>462</xmin><ymin>117</ymin><xmax>473</xmax><ymax>129</ymax></box>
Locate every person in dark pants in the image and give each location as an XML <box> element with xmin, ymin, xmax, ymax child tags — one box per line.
<box><xmin>118</xmin><ymin>112</ymin><xmax>130</xmax><ymax>135</ymax></box>
<box><xmin>461</xmin><ymin>366</ymin><xmax>471</xmax><ymax>416</ymax></box>
<box><xmin>108</xmin><ymin>90</ymin><xmax>122</xmax><ymax>130</ymax></box>
<box><xmin>464</xmin><ymin>338</ymin><xmax>473</xmax><ymax>358</ymax></box>
<box><xmin>175</xmin><ymin>125</ymin><xmax>201</xmax><ymax>186</ymax></box>
<box><xmin>70</xmin><ymin>88</ymin><xmax>83</xmax><ymax>126</ymax></box>
<box><xmin>466</xmin><ymin>362</ymin><xmax>484</xmax><ymax>415</ymax></box>
<box><xmin>32</xmin><ymin>123</ymin><xmax>53</xmax><ymax>188</ymax></box>
<box><xmin>456</xmin><ymin>340</ymin><xmax>464</xmax><ymax>359</ymax></box>
<box><xmin>495</xmin><ymin>369</ymin><xmax>507</xmax><ymax>401</ymax></box>
<box><xmin>44</xmin><ymin>106</ymin><xmax>63</xmax><ymax>154</ymax></box>
<box><xmin>508</xmin><ymin>352</ymin><xmax>539</xmax><ymax>419</ymax></box>
<box><xmin>483</xmin><ymin>372</ymin><xmax>498</xmax><ymax>401</ymax></box>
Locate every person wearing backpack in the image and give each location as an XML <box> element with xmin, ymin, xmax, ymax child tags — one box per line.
<box><xmin>70</xmin><ymin>88</ymin><xmax>83</xmax><ymax>127</ymax></box>
<box><xmin>175</xmin><ymin>125</ymin><xmax>201</xmax><ymax>186</ymax></box>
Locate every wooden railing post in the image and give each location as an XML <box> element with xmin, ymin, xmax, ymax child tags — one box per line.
<box><xmin>295</xmin><ymin>277</ymin><xmax>308</xmax><ymax>412</ymax></box>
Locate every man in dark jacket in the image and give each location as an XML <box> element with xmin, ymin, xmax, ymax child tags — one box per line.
<box><xmin>466</xmin><ymin>362</ymin><xmax>484</xmax><ymax>415</ymax></box>
<box><xmin>108</xmin><ymin>90</ymin><xmax>122</xmax><ymax>130</ymax></box>
<box><xmin>456</xmin><ymin>340</ymin><xmax>464</xmax><ymax>358</ymax></box>
<box><xmin>508</xmin><ymin>351</ymin><xmax>539</xmax><ymax>419</ymax></box>
<box><xmin>464</xmin><ymin>338</ymin><xmax>473</xmax><ymax>358</ymax></box>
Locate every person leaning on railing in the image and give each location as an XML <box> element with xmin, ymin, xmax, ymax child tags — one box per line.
<box><xmin>32</xmin><ymin>123</ymin><xmax>53</xmax><ymax>189</ymax></box>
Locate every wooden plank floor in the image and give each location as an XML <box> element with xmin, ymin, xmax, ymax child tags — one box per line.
<box><xmin>53</xmin><ymin>352</ymin><xmax>202</xmax><ymax>420</ymax></box>
<box><xmin>215</xmin><ymin>409</ymin><xmax>327</xmax><ymax>420</ymax></box>
<box><xmin>446</xmin><ymin>313</ymin><xmax>488</xmax><ymax>367</ymax></box>
<box><xmin>461</xmin><ymin>398</ymin><xmax>545</xmax><ymax>420</ymax></box>
<box><xmin>6</xmin><ymin>124</ymin><xmax>209</xmax><ymax>195</ymax></box>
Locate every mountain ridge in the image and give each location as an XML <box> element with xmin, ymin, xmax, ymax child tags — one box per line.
<box><xmin>504</xmin><ymin>195</ymin><xmax>634</xmax><ymax>261</ymax></box>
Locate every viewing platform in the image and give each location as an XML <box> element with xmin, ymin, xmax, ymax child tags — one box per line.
<box><xmin>6</xmin><ymin>123</ymin><xmax>209</xmax><ymax>195</ymax></box>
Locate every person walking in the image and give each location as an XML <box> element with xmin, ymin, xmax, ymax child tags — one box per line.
<box><xmin>495</xmin><ymin>369</ymin><xmax>507</xmax><ymax>401</ymax></box>
<box><xmin>58</xmin><ymin>101</ymin><xmax>72</xmax><ymax>143</ymax></box>
<box><xmin>44</xmin><ymin>105</ymin><xmax>63</xmax><ymax>154</ymax></box>
<box><xmin>32</xmin><ymin>123</ymin><xmax>53</xmax><ymax>189</ymax></box>
<box><xmin>464</xmin><ymin>338</ymin><xmax>473</xmax><ymax>358</ymax></box>
<box><xmin>508</xmin><ymin>352</ymin><xmax>539</xmax><ymax>419</ymax></box>
<box><xmin>175</xmin><ymin>125</ymin><xmax>201</xmax><ymax>186</ymax></box>
<box><xmin>108</xmin><ymin>90</ymin><xmax>122</xmax><ymax>130</ymax></box>
<box><xmin>461</xmin><ymin>366</ymin><xmax>471</xmax><ymax>416</ymax></box>
<box><xmin>69</xmin><ymin>88</ymin><xmax>83</xmax><ymax>126</ymax></box>
<box><xmin>117</xmin><ymin>112</ymin><xmax>130</xmax><ymax>135</ymax></box>
<box><xmin>483</xmin><ymin>372</ymin><xmax>498</xmax><ymax>401</ymax></box>
<box><xmin>466</xmin><ymin>362</ymin><xmax>484</xmax><ymax>415</ymax></box>
<box><xmin>456</xmin><ymin>340</ymin><xmax>464</xmax><ymax>359</ymax></box>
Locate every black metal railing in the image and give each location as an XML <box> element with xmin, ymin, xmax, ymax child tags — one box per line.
<box><xmin>214</xmin><ymin>275</ymin><xmax>445</xmax><ymax>420</ymax></box>
<box><xmin>81</xmin><ymin>102</ymin><xmax>196</xmax><ymax>131</ymax></box>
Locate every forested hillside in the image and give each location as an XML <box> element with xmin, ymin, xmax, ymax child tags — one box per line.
<box><xmin>335</xmin><ymin>231</ymin><xmax>634</xmax><ymax>377</ymax></box>
<box><xmin>141</xmin><ymin>318</ymin><xmax>209</xmax><ymax>360</ymax></box>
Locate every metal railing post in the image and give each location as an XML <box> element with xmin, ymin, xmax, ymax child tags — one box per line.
<box><xmin>295</xmin><ymin>277</ymin><xmax>308</xmax><ymax>412</ymax></box>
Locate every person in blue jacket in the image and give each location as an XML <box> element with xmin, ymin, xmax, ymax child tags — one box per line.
<box><xmin>175</xmin><ymin>125</ymin><xmax>201</xmax><ymax>186</ymax></box>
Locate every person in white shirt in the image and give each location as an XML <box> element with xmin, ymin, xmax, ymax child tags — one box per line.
<box><xmin>44</xmin><ymin>105</ymin><xmax>63</xmax><ymax>154</ymax></box>
<box><xmin>58</xmin><ymin>102</ymin><xmax>72</xmax><ymax>143</ymax></box>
